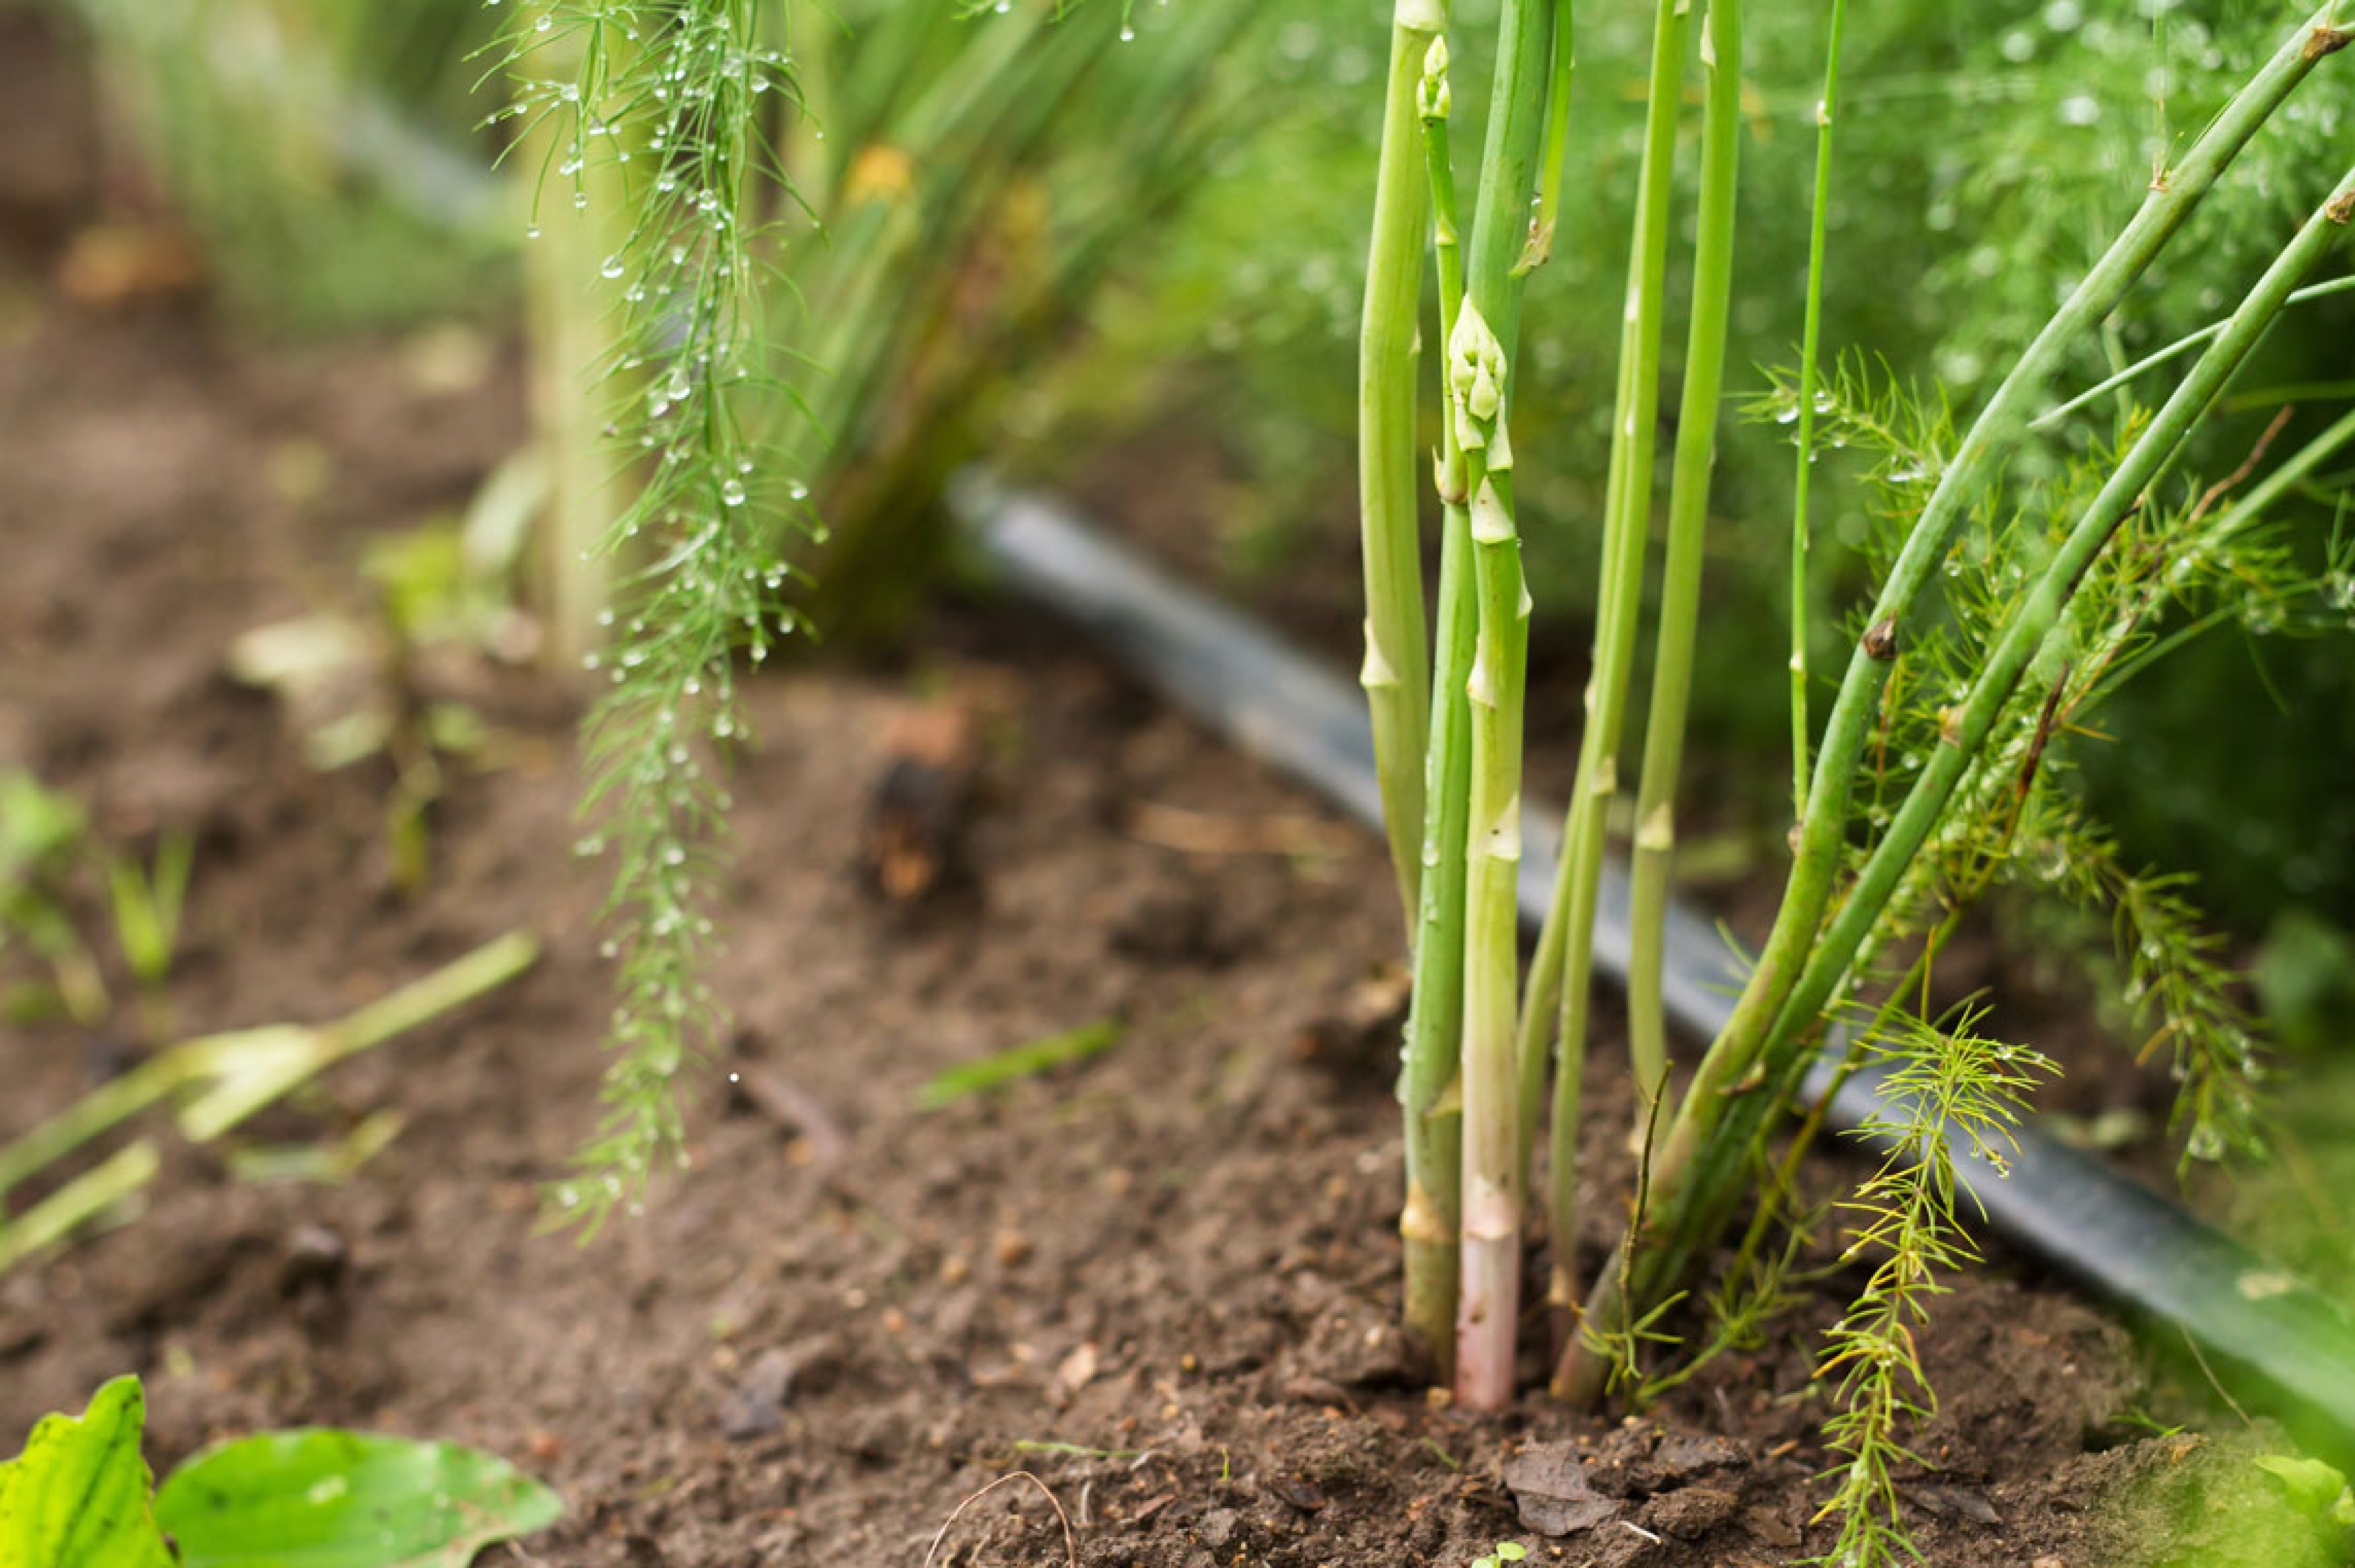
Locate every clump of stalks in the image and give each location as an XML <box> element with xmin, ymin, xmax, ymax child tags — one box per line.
<box><xmin>1356</xmin><ymin>0</ymin><xmax>2354</xmax><ymax>1552</ymax></box>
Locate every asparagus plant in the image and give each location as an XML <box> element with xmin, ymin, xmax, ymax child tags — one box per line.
<box><xmin>1535</xmin><ymin>0</ymin><xmax>1685</xmax><ymax>1156</ymax></box>
<box><xmin>1352</xmin><ymin>0</ymin><xmax>2355</xmax><ymax>1521</ymax></box>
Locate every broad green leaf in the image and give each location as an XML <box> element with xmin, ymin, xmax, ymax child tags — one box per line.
<box><xmin>155</xmin><ymin>1429</ymin><xmax>562</xmax><ymax>1568</ymax></box>
<box><xmin>0</xmin><ymin>1375</ymin><xmax>176</xmax><ymax>1568</ymax></box>
<box><xmin>2254</xmin><ymin>1453</ymin><xmax>2352</xmax><ymax>1518</ymax></box>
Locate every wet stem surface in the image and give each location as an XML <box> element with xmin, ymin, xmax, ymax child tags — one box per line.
<box><xmin>0</xmin><ymin>213</ymin><xmax>2182</xmax><ymax>1568</ymax></box>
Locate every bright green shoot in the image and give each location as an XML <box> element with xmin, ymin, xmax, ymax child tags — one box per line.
<box><xmin>106</xmin><ymin>833</ymin><xmax>193</xmax><ymax>995</ymax></box>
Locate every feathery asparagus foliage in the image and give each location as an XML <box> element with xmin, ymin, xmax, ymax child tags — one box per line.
<box><xmin>487</xmin><ymin>0</ymin><xmax>810</xmax><ymax>1232</ymax></box>
<box><xmin>1534</xmin><ymin>0</ymin><xmax>1684</xmax><ymax>1265</ymax></box>
<box><xmin>1812</xmin><ymin>1006</ymin><xmax>2055</xmax><ymax>1568</ymax></box>
<box><xmin>487</xmin><ymin>0</ymin><xmax>1293</xmax><ymax>1230</ymax></box>
<box><xmin>1750</xmin><ymin>357</ymin><xmax>2319</xmax><ymax>1174</ymax></box>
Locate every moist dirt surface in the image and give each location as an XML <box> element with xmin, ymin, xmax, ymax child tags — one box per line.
<box><xmin>0</xmin><ymin>152</ymin><xmax>2219</xmax><ymax>1568</ymax></box>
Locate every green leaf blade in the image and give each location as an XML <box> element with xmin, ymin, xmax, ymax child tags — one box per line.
<box><xmin>154</xmin><ymin>1430</ymin><xmax>561</xmax><ymax>1568</ymax></box>
<box><xmin>916</xmin><ymin>1018</ymin><xmax>1125</xmax><ymax>1110</ymax></box>
<box><xmin>0</xmin><ymin>1375</ymin><xmax>175</xmax><ymax>1568</ymax></box>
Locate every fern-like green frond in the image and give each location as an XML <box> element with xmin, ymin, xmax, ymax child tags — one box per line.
<box><xmin>487</xmin><ymin>0</ymin><xmax>816</xmax><ymax>1233</ymax></box>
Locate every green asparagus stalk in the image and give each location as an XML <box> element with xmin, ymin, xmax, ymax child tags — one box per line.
<box><xmin>1557</xmin><ymin>10</ymin><xmax>2353</xmax><ymax>1394</ymax></box>
<box><xmin>1398</xmin><ymin>18</ymin><xmax>1470</xmax><ymax>1378</ymax></box>
<box><xmin>1431</xmin><ymin>0</ymin><xmax>1558</xmax><ymax>1407</ymax></box>
<box><xmin>1505</xmin><ymin>0</ymin><xmax>1575</xmax><ymax>1167</ymax></box>
<box><xmin>1532</xmin><ymin>0</ymin><xmax>1686</xmax><ymax>1349</ymax></box>
<box><xmin>1358</xmin><ymin>0</ymin><xmax>1440</xmax><ymax>930</ymax></box>
<box><xmin>1624</xmin><ymin>0</ymin><xmax>1744</xmax><ymax>1112</ymax></box>
<box><xmin>1786</xmin><ymin>0</ymin><xmax>1848</xmax><ymax>815</ymax></box>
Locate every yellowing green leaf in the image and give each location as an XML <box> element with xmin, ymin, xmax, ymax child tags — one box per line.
<box><xmin>0</xmin><ymin>1376</ymin><xmax>175</xmax><ymax>1568</ymax></box>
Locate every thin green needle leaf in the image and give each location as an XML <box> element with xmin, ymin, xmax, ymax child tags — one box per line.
<box><xmin>917</xmin><ymin>1019</ymin><xmax>1125</xmax><ymax>1109</ymax></box>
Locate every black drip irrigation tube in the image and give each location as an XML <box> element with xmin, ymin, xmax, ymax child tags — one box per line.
<box><xmin>955</xmin><ymin>475</ymin><xmax>2355</xmax><ymax>1457</ymax></box>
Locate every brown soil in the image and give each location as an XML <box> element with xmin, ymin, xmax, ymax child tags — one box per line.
<box><xmin>0</xmin><ymin>49</ymin><xmax>2215</xmax><ymax>1568</ymax></box>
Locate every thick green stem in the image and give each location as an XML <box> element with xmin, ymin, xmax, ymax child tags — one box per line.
<box><xmin>1359</xmin><ymin>4</ymin><xmax>1440</xmax><ymax>932</ymax></box>
<box><xmin>1447</xmin><ymin>292</ymin><xmax>1527</xmax><ymax>1406</ymax></box>
<box><xmin>1625</xmin><ymin>0</ymin><xmax>1744</xmax><ymax>1111</ymax></box>
<box><xmin>1516</xmin><ymin>0</ymin><xmax>1577</xmax><ymax>276</ymax></box>
<box><xmin>1787</xmin><ymin>0</ymin><xmax>1848</xmax><ymax>816</ymax></box>
<box><xmin>1400</xmin><ymin>21</ymin><xmax>1470</xmax><ymax>1380</ymax></box>
<box><xmin>1539</xmin><ymin>0</ymin><xmax>1684</xmax><ymax>1347</ymax></box>
<box><xmin>1445</xmin><ymin>0</ymin><xmax>1556</xmax><ymax>1407</ymax></box>
<box><xmin>1457</xmin><ymin>443</ymin><xmax>1530</xmax><ymax>1410</ymax></box>
<box><xmin>1506</xmin><ymin>0</ymin><xmax>1575</xmax><ymax>1175</ymax></box>
<box><xmin>1560</xmin><ymin>11</ymin><xmax>2347</xmax><ymax>1403</ymax></box>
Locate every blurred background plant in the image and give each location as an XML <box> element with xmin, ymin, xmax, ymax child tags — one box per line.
<box><xmin>40</xmin><ymin>0</ymin><xmax>508</xmax><ymax>328</ymax></box>
<box><xmin>1</xmin><ymin>770</ymin><xmax>192</xmax><ymax>1042</ymax></box>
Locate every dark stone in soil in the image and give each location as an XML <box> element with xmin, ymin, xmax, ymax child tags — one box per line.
<box><xmin>717</xmin><ymin>1337</ymin><xmax>838</xmax><ymax>1441</ymax></box>
<box><xmin>1644</xmin><ymin>1482</ymin><xmax>1742</xmax><ymax>1540</ymax></box>
<box><xmin>276</xmin><ymin>1223</ymin><xmax>349</xmax><ymax>1296</ymax></box>
<box><xmin>1504</xmin><ymin>1443</ymin><xmax>1624</xmax><ymax>1537</ymax></box>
